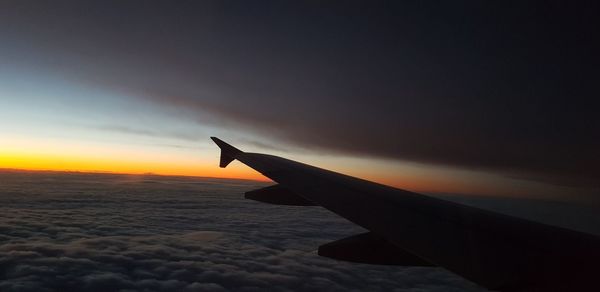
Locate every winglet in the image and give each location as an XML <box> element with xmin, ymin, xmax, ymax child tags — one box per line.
<box><xmin>210</xmin><ymin>137</ymin><xmax>243</xmax><ymax>168</ymax></box>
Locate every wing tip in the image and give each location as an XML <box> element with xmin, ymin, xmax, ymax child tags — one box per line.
<box><xmin>210</xmin><ymin>137</ymin><xmax>243</xmax><ymax>168</ymax></box>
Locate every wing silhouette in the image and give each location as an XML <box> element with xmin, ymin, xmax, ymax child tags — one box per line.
<box><xmin>211</xmin><ymin>137</ymin><xmax>599</xmax><ymax>291</ymax></box>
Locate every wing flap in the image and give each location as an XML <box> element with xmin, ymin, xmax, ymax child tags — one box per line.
<box><xmin>245</xmin><ymin>184</ymin><xmax>317</xmax><ymax>206</ymax></box>
<box><xmin>318</xmin><ymin>232</ymin><xmax>434</xmax><ymax>266</ymax></box>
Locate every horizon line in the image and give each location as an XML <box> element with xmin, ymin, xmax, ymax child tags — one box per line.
<box><xmin>0</xmin><ymin>167</ymin><xmax>272</xmax><ymax>183</ymax></box>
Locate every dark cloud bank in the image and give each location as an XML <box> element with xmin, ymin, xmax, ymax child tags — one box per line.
<box><xmin>0</xmin><ymin>170</ymin><xmax>482</xmax><ymax>291</ymax></box>
<box><xmin>1</xmin><ymin>1</ymin><xmax>598</xmax><ymax>187</ymax></box>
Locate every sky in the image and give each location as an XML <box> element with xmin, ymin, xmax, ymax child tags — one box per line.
<box><xmin>0</xmin><ymin>1</ymin><xmax>598</xmax><ymax>202</ymax></box>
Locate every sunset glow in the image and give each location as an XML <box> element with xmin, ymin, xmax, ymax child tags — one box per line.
<box><xmin>0</xmin><ymin>136</ymin><xmax>266</xmax><ymax>181</ymax></box>
<box><xmin>0</xmin><ymin>134</ymin><xmax>561</xmax><ymax>198</ymax></box>
<box><xmin>0</xmin><ymin>133</ymin><xmax>479</xmax><ymax>194</ymax></box>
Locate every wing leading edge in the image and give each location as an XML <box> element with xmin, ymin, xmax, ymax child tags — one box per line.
<box><xmin>210</xmin><ymin>137</ymin><xmax>600</xmax><ymax>291</ymax></box>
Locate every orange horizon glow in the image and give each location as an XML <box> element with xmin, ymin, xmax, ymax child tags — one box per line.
<box><xmin>0</xmin><ymin>135</ymin><xmax>445</xmax><ymax>193</ymax></box>
<box><xmin>1</xmin><ymin>135</ymin><xmax>557</xmax><ymax>198</ymax></box>
<box><xmin>0</xmin><ymin>150</ymin><xmax>493</xmax><ymax>196</ymax></box>
<box><xmin>0</xmin><ymin>152</ymin><xmax>268</xmax><ymax>182</ymax></box>
<box><xmin>0</xmin><ymin>150</ymin><xmax>569</xmax><ymax>199</ymax></box>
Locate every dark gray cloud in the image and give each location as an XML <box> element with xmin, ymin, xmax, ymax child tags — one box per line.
<box><xmin>0</xmin><ymin>170</ymin><xmax>482</xmax><ymax>291</ymax></box>
<box><xmin>0</xmin><ymin>1</ymin><xmax>598</xmax><ymax>187</ymax></box>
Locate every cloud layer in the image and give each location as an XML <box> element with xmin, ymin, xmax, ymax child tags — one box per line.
<box><xmin>0</xmin><ymin>170</ymin><xmax>482</xmax><ymax>291</ymax></box>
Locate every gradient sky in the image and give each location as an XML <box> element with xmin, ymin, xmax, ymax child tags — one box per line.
<box><xmin>0</xmin><ymin>1</ymin><xmax>598</xmax><ymax>202</ymax></box>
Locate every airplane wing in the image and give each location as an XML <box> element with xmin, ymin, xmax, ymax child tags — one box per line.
<box><xmin>211</xmin><ymin>137</ymin><xmax>599</xmax><ymax>291</ymax></box>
